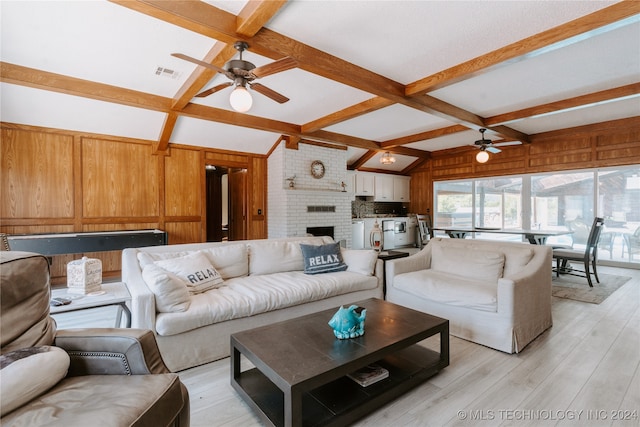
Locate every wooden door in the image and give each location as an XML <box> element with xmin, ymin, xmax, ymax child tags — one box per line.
<box><xmin>205</xmin><ymin>168</ymin><xmax>224</xmax><ymax>242</ymax></box>
<box><xmin>228</xmin><ymin>168</ymin><xmax>247</xmax><ymax>241</ymax></box>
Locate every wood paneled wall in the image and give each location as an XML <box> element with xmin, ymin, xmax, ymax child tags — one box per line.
<box><xmin>410</xmin><ymin>117</ymin><xmax>640</xmax><ymax>215</ymax></box>
<box><xmin>0</xmin><ymin>123</ymin><xmax>268</xmax><ymax>283</ymax></box>
<box><xmin>2</xmin><ymin>118</ymin><xmax>637</xmax><ymax>282</ymax></box>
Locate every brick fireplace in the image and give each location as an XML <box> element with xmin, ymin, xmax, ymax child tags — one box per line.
<box><xmin>268</xmin><ymin>142</ymin><xmax>352</xmax><ymax>247</ymax></box>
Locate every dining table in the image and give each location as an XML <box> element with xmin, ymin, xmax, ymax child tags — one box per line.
<box><xmin>432</xmin><ymin>227</ymin><xmax>573</xmax><ymax>245</ymax></box>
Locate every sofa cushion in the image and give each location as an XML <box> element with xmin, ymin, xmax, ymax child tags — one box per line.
<box><xmin>0</xmin><ymin>346</ymin><xmax>70</xmax><ymax>416</ymax></box>
<box><xmin>137</xmin><ymin>250</ymin><xmax>192</xmax><ymax>268</ymax></box>
<box><xmin>0</xmin><ymin>374</ymin><xmax>184</xmax><ymax>426</ymax></box>
<box><xmin>142</xmin><ymin>264</ymin><xmax>191</xmax><ymax>313</ymax></box>
<box><xmin>137</xmin><ymin>244</ymin><xmax>249</xmax><ymax>280</ymax></box>
<box><xmin>154</xmin><ymin>270</ymin><xmax>379</xmax><ymax>336</ymax></box>
<box><xmin>201</xmin><ymin>244</ymin><xmax>249</xmax><ymax>279</ymax></box>
<box><xmin>341</xmin><ymin>249</ymin><xmax>378</xmax><ymax>276</ymax></box>
<box><xmin>393</xmin><ymin>270</ymin><xmax>497</xmax><ymax>312</ymax></box>
<box><xmin>300</xmin><ymin>242</ymin><xmax>348</xmax><ymax>274</ymax></box>
<box><xmin>154</xmin><ymin>252</ymin><xmax>223</xmax><ymax>294</ymax></box>
<box><xmin>502</xmin><ymin>246</ymin><xmax>534</xmax><ymax>277</ymax></box>
<box><xmin>248</xmin><ymin>237</ymin><xmax>327</xmax><ymax>275</ymax></box>
<box><xmin>431</xmin><ymin>243</ymin><xmax>505</xmax><ymax>282</ymax></box>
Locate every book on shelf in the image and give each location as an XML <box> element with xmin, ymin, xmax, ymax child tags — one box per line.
<box><xmin>347</xmin><ymin>364</ymin><xmax>389</xmax><ymax>387</ymax></box>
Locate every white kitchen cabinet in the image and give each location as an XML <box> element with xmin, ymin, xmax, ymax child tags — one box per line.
<box><xmin>355</xmin><ymin>173</ymin><xmax>375</xmax><ymax>196</ymax></box>
<box><xmin>393</xmin><ymin>176</ymin><xmax>410</xmax><ymax>202</ymax></box>
<box><xmin>346</xmin><ymin>171</ymin><xmax>356</xmax><ymax>194</ymax></box>
<box><xmin>374</xmin><ymin>175</ymin><xmax>393</xmax><ymax>201</ymax></box>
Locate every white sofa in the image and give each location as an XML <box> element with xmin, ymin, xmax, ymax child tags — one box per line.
<box><xmin>122</xmin><ymin>236</ymin><xmax>383</xmax><ymax>371</ymax></box>
<box><xmin>386</xmin><ymin>238</ymin><xmax>552</xmax><ymax>353</ymax></box>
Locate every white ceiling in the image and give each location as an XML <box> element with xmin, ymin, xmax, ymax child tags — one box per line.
<box><xmin>1</xmin><ymin>1</ymin><xmax>638</xmax><ymax>172</ymax></box>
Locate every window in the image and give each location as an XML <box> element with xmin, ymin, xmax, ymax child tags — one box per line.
<box><xmin>475</xmin><ymin>177</ymin><xmax>522</xmax><ymax>229</ymax></box>
<box><xmin>531</xmin><ymin>171</ymin><xmax>594</xmax><ymax>247</ymax></box>
<box><xmin>433</xmin><ymin>166</ymin><xmax>640</xmax><ymax>264</ymax></box>
<box><xmin>435</xmin><ymin>180</ymin><xmax>472</xmax><ymax>228</ymax></box>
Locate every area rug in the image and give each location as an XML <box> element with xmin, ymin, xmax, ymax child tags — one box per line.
<box><xmin>552</xmin><ymin>273</ymin><xmax>631</xmax><ymax>304</ymax></box>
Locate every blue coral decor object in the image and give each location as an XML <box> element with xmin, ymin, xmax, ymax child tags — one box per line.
<box><xmin>328</xmin><ymin>305</ymin><xmax>366</xmax><ymax>339</ymax></box>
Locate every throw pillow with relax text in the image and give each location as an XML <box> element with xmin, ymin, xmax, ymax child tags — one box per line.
<box><xmin>300</xmin><ymin>242</ymin><xmax>348</xmax><ymax>274</ymax></box>
<box><xmin>154</xmin><ymin>252</ymin><xmax>223</xmax><ymax>294</ymax></box>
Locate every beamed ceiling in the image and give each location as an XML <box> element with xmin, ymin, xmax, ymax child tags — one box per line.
<box><xmin>1</xmin><ymin>0</ymin><xmax>639</xmax><ymax>173</ymax></box>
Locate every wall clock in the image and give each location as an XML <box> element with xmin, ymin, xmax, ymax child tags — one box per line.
<box><xmin>310</xmin><ymin>160</ymin><xmax>325</xmax><ymax>179</ymax></box>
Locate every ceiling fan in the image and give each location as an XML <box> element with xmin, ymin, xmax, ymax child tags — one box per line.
<box><xmin>471</xmin><ymin>128</ymin><xmax>519</xmax><ymax>163</ymax></box>
<box><xmin>172</xmin><ymin>41</ymin><xmax>297</xmax><ymax>112</ymax></box>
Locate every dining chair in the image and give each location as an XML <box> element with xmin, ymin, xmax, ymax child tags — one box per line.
<box><xmin>623</xmin><ymin>226</ymin><xmax>640</xmax><ymax>262</ymax></box>
<box><xmin>552</xmin><ymin>217</ymin><xmax>605</xmax><ymax>287</ymax></box>
<box><xmin>565</xmin><ymin>218</ymin><xmax>590</xmax><ymax>249</ymax></box>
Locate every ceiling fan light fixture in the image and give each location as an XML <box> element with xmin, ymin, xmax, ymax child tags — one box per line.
<box><xmin>380</xmin><ymin>152</ymin><xmax>396</xmax><ymax>165</ymax></box>
<box><xmin>229</xmin><ymin>85</ymin><xmax>252</xmax><ymax>113</ymax></box>
<box><xmin>476</xmin><ymin>150</ymin><xmax>489</xmax><ymax>163</ymax></box>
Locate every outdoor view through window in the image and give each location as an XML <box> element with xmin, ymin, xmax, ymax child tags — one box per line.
<box><xmin>434</xmin><ymin>166</ymin><xmax>640</xmax><ymax>264</ymax></box>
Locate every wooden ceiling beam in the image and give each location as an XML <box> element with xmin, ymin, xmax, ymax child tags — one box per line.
<box><xmin>380</xmin><ymin>124</ymin><xmax>469</xmax><ymax>149</ymax></box>
<box><xmin>236</xmin><ymin>0</ymin><xmax>288</xmax><ymax>37</ymax></box>
<box><xmin>160</xmin><ymin>42</ymin><xmax>237</xmax><ymax>153</ymax></box>
<box><xmin>159</xmin><ymin>1</ymin><xmax>287</xmax><ymax>152</ymax></box>
<box><xmin>171</xmin><ymin>42</ymin><xmax>238</xmax><ymax>111</ymax></box>
<box><xmin>177</xmin><ymin>103</ymin><xmax>381</xmax><ymax>150</ymax></box>
<box><xmin>348</xmin><ymin>146</ymin><xmax>430</xmax><ymax>171</ymax></box>
<box><xmin>485</xmin><ymin>82</ymin><xmax>640</xmax><ymax>126</ymax></box>
<box><xmin>383</xmin><ymin>146</ymin><xmax>431</xmax><ymax>159</ymax></box>
<box><xmin>299</xmin><ymin>138</ymin><xmax>349</xmax><ymax>151</ymax></box>
<box><xmin>1</xmin><ymin>61</ymin><xmax>384</xmax><ymax>150</ymax></box>
<box><xmin>303</xmin><ymin>130</ymin><xmax>380</xmax><ymax>150</ymax></box>
<box><xmin>109</xmin><ymin>0</ymin><xmax>240</xmax><ymax>44</ymax></box>
<box><xmin>180</xmin><ymin>102</ymin><xmax>300</xmax><ymax>135</ymax></box>
<box><xmin>112</xmin><ymin>0</ymin><xmax>530</xmax><ymax>141</ymax></box>
<box><xmin>155</xmin><ymin>111</ymin><xmax>178</xmax><ymax>153</ymax></box>
<box><xmin>406</xmin><ymin>2</ymin><xmax>640</xmax><ymax>95</ymax></box>
<box><xmin>302</xmin><ymin>97</ymin><xmax>394</xmax><ymax>133</ymax></box>
<box><xmin>283</xmin><ymin>135</ymin><xmax>300</xmax><ymax>149</ymax></box>
<box><xmin>402</xmin><ymin>157</ymin><xmax>429</xmax><ymax>175</ymax></box>
<box><xmin>349</xmin><ymin>150</ymin><xmax>378</xmax><ymax>170</ymax></box>
<box><xmin>111</xmin><ymin>1</ymin><xmax>405</xmax><ymax>97</ymax></box>
<box><xmin>0</xmin><ymin>62</ymin><xmax>171</xmax><ymax>111</ymax></box>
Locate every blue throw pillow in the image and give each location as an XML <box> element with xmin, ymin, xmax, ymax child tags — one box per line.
<box><xmin>300</xmin><ymin>242</ymin><xmax>348</xmax><ymax>274</ymax></box>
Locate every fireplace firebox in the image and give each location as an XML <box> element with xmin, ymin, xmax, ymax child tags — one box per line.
<box><xmin>306</xmin><ymin>226</ymin><xmax>334</xmax><ymax>239</ymax></box>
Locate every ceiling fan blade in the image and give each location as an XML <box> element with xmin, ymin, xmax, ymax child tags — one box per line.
<box><xmin>195</xmin><ymin>82</ymin><xmax>233</xmax><ymax>98</ymax></box>
<box><xmin>251</xmin><ymin>57</ymin><xmax>297</xmax><ymax>79</ymax></box>
<box><xmin>171</xmin><ymin>53</ymin><xmax>228</xmax><ymax>75</ymax></box>
<box><xmin>493</xmin><ymin>140</ymin><xmax>522</xmax><ymax>147</ymax></box>
<box><xmin>250</xmin><ymin>83</ymin><xmax>290</xmax><ymax>104</ymax></box>
<box><xmin>486</xmin><ymin>146</ymin><xmax>502</xmax><ymax>154</ymax></box>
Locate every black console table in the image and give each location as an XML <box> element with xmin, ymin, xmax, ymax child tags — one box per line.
<box><xmin>6</xmin><ymin>229</ymin><xmax>167</xmax><ymax>256</ymax></box>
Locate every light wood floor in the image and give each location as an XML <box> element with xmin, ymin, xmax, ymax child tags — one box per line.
<box><xmin>53</xmin><ymin>265</ymin><xmax>640</xmax><ymax>427</ymax></box>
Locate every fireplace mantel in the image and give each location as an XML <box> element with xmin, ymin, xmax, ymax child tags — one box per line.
<box><xmin>286</xmin><ymin>188</ymin><xmax>350</xmax><ymax>195</ymax></box>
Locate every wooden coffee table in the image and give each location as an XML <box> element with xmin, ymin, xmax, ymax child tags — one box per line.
<box><xmin>231</xmin><ymin>298</ymin><xmax>449</xmax><ymax>427</ymax></box>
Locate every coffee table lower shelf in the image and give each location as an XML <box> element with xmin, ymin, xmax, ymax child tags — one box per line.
<box><xmin>233</xmin><ymin>344</ymin><xmax>443</xmax><ymax>427</ymax></box>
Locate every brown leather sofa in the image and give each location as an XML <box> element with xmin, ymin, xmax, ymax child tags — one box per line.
<box><xmin>0</xmin><ymin>251</ymin><xmax>189</xmax><ymax>426</ymax></box>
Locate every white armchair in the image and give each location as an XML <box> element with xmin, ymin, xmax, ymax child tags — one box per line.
<box><xmin>386</xmin><ymin>238</ymin><xmax>553</xmax><ymax>353</ymax></box>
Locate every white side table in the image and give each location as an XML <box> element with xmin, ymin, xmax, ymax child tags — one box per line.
<box><xmin>50</xmin><ymin>282</ymin><xmax>132</xmax><ymax>327</ymax></box>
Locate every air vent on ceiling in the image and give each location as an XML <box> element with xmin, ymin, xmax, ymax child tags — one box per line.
<box><xmin>155</xmin><ymin>66</ymin><xmax>181</xmax><ymax>79</ymax></box>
